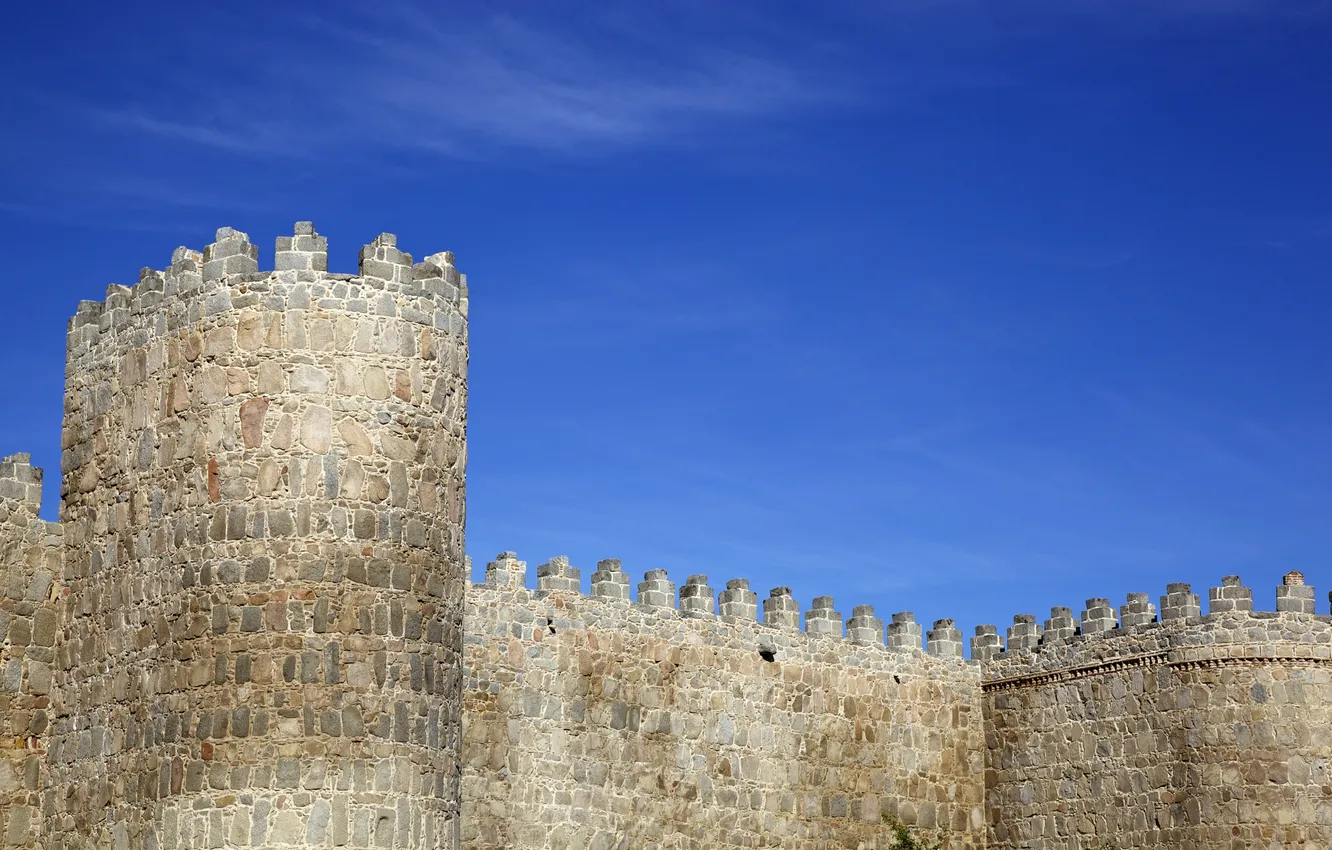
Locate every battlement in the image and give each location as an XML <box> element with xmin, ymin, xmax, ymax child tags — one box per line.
<box><xmin>978</xmin><ymin>571</ymin><xmax>1332</xmax><ymax>688</ymax></box>
<box><xmin>475</xmin><ymin>551</ymin><xmax>969</xmax><ymax>658</ymax></box>
<box><xmin>0</xmin><ymin>453</ymin><xmax>43</xmax><ymax>515</ymax></box>
<box><xmin>477</xmin><ymin>553</ymin><xmax>1332</xmax><ymax>677</ymax></box>
<box><xmin>67</xmin><ymin>223</ymin><xmax>468</xmax><ymax>350</ymax></box>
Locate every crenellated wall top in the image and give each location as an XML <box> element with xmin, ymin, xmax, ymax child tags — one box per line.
<box><xmin>0</xmin><ymin>453</ymin><xmax>61</xmax><ymax>539</ymax></box>
<box><xmin>978</xmin><ymin>571</ymin><xmax>1332</xmax><ymax>685</ymax></box>
<box><xmin>472</xmin><ymin>551</ymin><xmax>968</xmax><ymax>660</ymax></box>
<box><xmin>65</xmin><ymin>223</ymin><xmax>468</xmax><ymax>361</ymax></box>
<box><xmin>475</xmin><ymin>554</ymin><xmax>1332</xmax><ymax>681</ymax></box>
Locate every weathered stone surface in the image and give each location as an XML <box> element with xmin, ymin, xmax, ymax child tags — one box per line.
<box><xmin>239</xmin><ymin>397</ymin><xmax>269</xmax><ymax>448</ymax></box>
<box><xmin>299</xmin><ymin>405</ymin><xmax>332</xmax><ymax>453</ymax></box>
<box><xmin>336</xmin><ymin>418</ymin><xmax>372</xmax><ymax>456</ymax></box>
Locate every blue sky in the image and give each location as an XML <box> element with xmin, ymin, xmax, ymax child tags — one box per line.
<box><xmin>2</xmin><ymin>0</ymin><xmax>1330</xmax><ymax>640</ymax></box>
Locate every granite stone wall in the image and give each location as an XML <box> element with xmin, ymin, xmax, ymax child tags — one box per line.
<box><xmin>461</xmin><ymin>554</ymin><xmax>986</xmax><ymax>850</ymax></box>
<box><xmin>0</xmin><ymin>455</ymin><xmax>62</xmax><ymax>849</ymax></box>
<box><xmin>5</xmin><ymin>220</ymin><xmax>1332</xmax><ymax>849</ymax></box>
<box><xmin>981</xmin><ymin>575</ymin><xmax>1332</xmax><ymax>850</ymax></box>
<box><xmin>45</xmin><ymin>225</ymin><xmax>469</xmax><ymax>849</ymax></box>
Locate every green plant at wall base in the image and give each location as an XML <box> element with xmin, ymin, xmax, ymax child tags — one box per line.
<box><xmin>880</xmin><ymin>815</ymin><xmax>943</xmax><ymax>850</ymax></box>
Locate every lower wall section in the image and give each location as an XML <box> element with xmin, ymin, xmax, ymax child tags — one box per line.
<box><xmin>984</xmin><ymin>613</ymin><xmax>1332</xmax><ymax>850</ymax></box>
<box><xmin>462</xmin><ymin>585</ymin><xmax>985</xmax><ymax>850</ymax></box>
<box><xmin>0</xmin><ymin>459</ymin><xmax>61</xmax><ymax>850</ymax></box>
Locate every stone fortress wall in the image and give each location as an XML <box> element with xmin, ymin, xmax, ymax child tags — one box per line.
<box><xmin>1</xmin><ymin>222</ymin><xmax>1330</xmax><ymax>849</ymax></box>
<box><xmin>461</xmin><ymin>553</ymin><xmax>986</xmax><ymax>850</ymax></box>
<box><xmin>458</xmin><ymin>544</ymin><xmax>1332</xmax><ymax>850</ymax></box>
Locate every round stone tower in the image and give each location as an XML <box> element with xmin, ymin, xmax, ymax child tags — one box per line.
<box><xmin>49</xmin><ymin>224</ymin><xmax>468</xmax><ymax>848</ymax></box>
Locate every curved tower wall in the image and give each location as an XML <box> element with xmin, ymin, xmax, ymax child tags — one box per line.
<box><xmin>48</xmin><ymin>225</ymin><xmax>468</xmax><ymax>849</ymax></box>
<box><xmin>982</xmin><ymin>576</ymin><xmax>1332</xmax><ymax>849</ymax></box>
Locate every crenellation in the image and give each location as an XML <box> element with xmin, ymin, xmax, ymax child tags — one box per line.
<box><xmin>717</xmin><ymin>577</ymin><xmax>758</xmax><ymax>620</ymax></box>
<box><xmin>1119</xmin><ymin>591</ymin><xmax>1157</xmax><ymax>627</ymax></box>
<box><xmin>679</xmin><ymin>574</ymin><xmax>715</xmax><ymax>616</ymax></box>
<box><xmin>535</xmin><ymin>555</ymin><xmax>580</xmax><ymax>593</ymax></box>
<box><xmin>1005</xmin><ymin>613</ymin><xmax>1041</xmax><ymax>651</ymax></box>
<box><xmin>888</xmin><ymin>611</ymin><xmax>923</xmax><ymax>651</ymax></box>
<box><xmin>1161</xmin><ymin>580</ymin><xmax>1202</xmax><ymax>621</ymax></box>
<box><xmin>359</xmin><ymin>232</ymin><xmax>413</xmax><ymax>285</ymax></box>
<box><xmin>1209</xmin><ymin>573</ymin><xmax>1253</xmax><ymax>613</ymax></box>
<box><xmin>274</xmin><ymin>221</ymin><xmax>329</xmax><ymax>273</ymax></box>
<box><xmin>804</xmin><ymin>595</ymin><xmax>841</xmax><ymax>635</ymax></box>
<box><xmin>846</xmin><ymin>604</ymin><xmax>885</xmax><ymax>645</ymax></box>
<box><xmin>971</xmin><ymin>624</ymin><xmax>1002</xmax><ymax>660</ymax></box>
<box><xmin>1040</xmin><ymin>606</ymin><xmax>1078</xmax><ymax>643</ymax></box>
<box><xmin>590</xmin><ymin>557</ymin><xmax>631</xmax><ymax>601</ymax></box>
<box><xmin>202</xmin><ymin>226</ymin><xmax>259</xmax><ymax>280</ymax></box>
<box><xmin>1276</xmin><ymin>570</ymin><xmax>1316</xmax><ymax>613</ymax></box>
<box><xmin>762</xmin><ymin>585</ymin><xmax>799</xmax><ymax>628</ymax></box>
<box><xmin>927</xmin><ymin>618</ymin><xmax>964</xmax><ymax>658</ymax></box>
<box><xmin>71</xmin><ymin>300</ymin><xmax>102</xmax><ymax>328</ymax></box>
<box><xmin>637</xmin><ymin>568</ymin><xmax>675</xmax><ymax>608</ymax></box>
<box><xmin>484</xmin><ymin>551</ymin><xmax>526</xmax><ymax>588</ymax></box>
<box><xmin>0</xmin><ymin>453</ymin><xmax>42</xmax><ymax>511</ymax></box>
<box><xmin>1080</xmin><ymin>597</ymin><xmax>1117</xmax><ymax>634</ymax></box>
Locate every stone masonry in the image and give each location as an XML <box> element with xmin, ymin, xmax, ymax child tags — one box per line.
<box><xmin>0</xmin><ymin>223</ymin><xmax>1329</xmax><ymax>848</ymax></box>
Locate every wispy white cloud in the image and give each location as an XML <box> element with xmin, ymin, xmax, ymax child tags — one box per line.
<box><xmin>90</xmin><ymin>3</ymin><xmax>857</xmax><ymax>160</ymax></box>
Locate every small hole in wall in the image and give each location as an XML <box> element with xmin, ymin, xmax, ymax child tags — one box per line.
<box><xmin>758</xmin><ymin>648</ymin><xmax>777</xmax><ymax>663</ymax></box>
<box><xmin>544</xmin><ymin>617</ymin><xmax>556</xmax><ymax>636</ymax></box>
<box><xmin>893</xmin><ymin>675</ymin><xmax>902</xmax><ymax>684</ymax></box>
